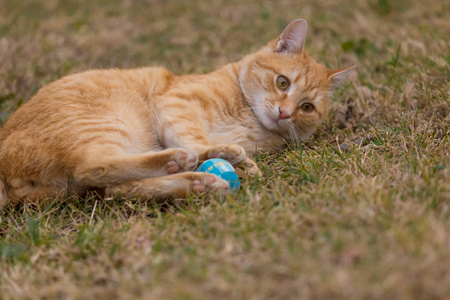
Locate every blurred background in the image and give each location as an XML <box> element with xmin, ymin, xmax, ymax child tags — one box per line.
<box><xmin>0</xmin><ymin>1</ymin><xmax>449</xmax><ymax>299</ymax></box>
<box><xmin>0</xmin><ymin>0</ymin><xmax>448</xmax><ymax>129</ymax></box>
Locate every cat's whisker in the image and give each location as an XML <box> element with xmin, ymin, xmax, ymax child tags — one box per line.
<box><xmin>287</xmin><ymin>126</ymin><xmax>294</xmax><ymax>143</ymax></box>
<box><xmin>288</xmin><ymin>124</ymin><xmax>301</xmax><ymax>149</ymax></box>
<box><xmin>291</xmin><ymin>128</ymin><xmax>299</xmax><ymax>148</ymax></box>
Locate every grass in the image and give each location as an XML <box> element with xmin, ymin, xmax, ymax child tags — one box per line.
<box><xmin>0</xmin><ymin>0</ymin><xmax>449</xmax><ymax>299</ymax></box>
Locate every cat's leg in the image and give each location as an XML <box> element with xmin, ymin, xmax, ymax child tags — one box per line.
<box><xmin>153</xmin><ymin>96</ymin><xmax>261</xmax><ymax>176</ymax></box>
<box><xmin>5</xmin><ymin>177</ymin><xmax>72</xmax><ymax>205</ymax></box>
<box><xmin>73</xmin><ymin>147</ymin><xmax>199</xmax><ymax>187</ymax></box>
<box><xmin>197</xmin><ymin>146</ymin><xmax>261</xmax><ymax>177</ymax></box>
<box><xmin>5</xmin><ymin>150</ymin><xmax>223</xmax><ymax>204</ymax></box>
<box><xmin>105</xmin><ymin>172</ymin><xmax>229</xmax><ymax>201</ymax></box>
<box><xmin>234</xmin><ymin>156</ymin><xmax>262</xmax><ymax>178</ymax></box>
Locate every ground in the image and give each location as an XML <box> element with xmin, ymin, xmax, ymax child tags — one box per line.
<box><xmin>0</xmin><ymin>0</ymin><xmax>449</xmax><ymax>299</ymax></box>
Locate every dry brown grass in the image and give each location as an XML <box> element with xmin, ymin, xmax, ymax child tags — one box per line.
<box><xmin>0</xmin><ymin>0</ymin><xmax>449</xmax><ymax>299</ymax></box>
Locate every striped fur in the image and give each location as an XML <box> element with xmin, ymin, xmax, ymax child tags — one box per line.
<box><xmin>0</xmin><ymin>19</ymin><xmax>354</xmax><ymax>207</ymax></box>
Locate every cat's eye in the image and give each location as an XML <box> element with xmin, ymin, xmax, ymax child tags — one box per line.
<box><xmin>276</xmin><ymin>75</ymin><xmax>290</xmax><ymax>90</ymax></box>
<box><xmin>300</xmin><ymin>103</ymin><xmax>314</xmax><ymax>112</ymax></box>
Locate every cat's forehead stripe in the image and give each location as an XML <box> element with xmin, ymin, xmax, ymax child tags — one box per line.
<box><xmin>298</xmin><ymin>75</ymin><xmax>306</xmax><ymax>88</ymax></box>
<box><xmin>254</xmin><ymin>60</ymin><xmax>278</xmax><ymax>74</ymax></box>
<box><xmin>292</xmin><ymin>70</ymin><xmax>302</xmax><ymax>83</ymax></box>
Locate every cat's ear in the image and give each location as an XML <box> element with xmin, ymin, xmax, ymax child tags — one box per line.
<box><xmin>327</xmin><ymin>65</ymin><xmax>357</xmax><ymax>88</ymax></box>
<box><xmin>273</xmin><ymin>19</ymin><xmax>308</xmax><ymax>54</ymax></box>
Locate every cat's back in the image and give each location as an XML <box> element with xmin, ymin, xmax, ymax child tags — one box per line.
<box><xmin>0</xmin><ymin>67</ymin><xmax>172</xmax><ymax>134</ymax></box>
<box><xmin>0</xmin><ymin>67</ymin><xmax>172</xmax><ymax>183</ymax></box>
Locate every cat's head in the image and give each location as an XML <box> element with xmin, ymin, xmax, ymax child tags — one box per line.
<box><xmin>239</xmin><ymin>19</ymin><xmax>356</xmax><ymax>142</ymax></box>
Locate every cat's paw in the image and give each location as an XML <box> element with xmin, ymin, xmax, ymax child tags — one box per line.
<box><xmin>235</xmin><ymin>157</ymin><xmax>262</xmax><ymax>179</ymax></box>
<box><xmin>206</xmin><ymin>144</ymin><xmax>246</xmax><ymax>165</ymax></box>
<box><xmin>192</xmin><ymin>174</ymin><xmax>229</xmax><ymax>195</ymax></box>
<box><xmin>166</xmin><ymin>149</ymin><xmax>199</xmax><ymax>174</ymax></box>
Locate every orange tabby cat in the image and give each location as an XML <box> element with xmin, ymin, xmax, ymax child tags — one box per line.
<box><xmin>0</xmin><ymin>19</ymin><xmax>354</xmax><ymax>208</ymax></box>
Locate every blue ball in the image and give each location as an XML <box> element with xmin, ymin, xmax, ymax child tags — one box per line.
<box><xmin>196</xmin><ymin>158</ymin><xmax>240</xmax><ymax>191</ymax></box>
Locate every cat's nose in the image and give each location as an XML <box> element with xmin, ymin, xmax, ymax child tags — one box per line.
<box><xmin>278</xmin><ymin>107</ymin><xmax>291</xmax><ymax>120</ymax></box>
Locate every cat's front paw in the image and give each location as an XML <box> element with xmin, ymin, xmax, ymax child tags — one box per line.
<box><xmin>235</xmin><ymin>157</ymin><xmax>262</xmax><ymax>179</ymax></box>
<box><xmin>166</xmin><ymin>149</ymin><xmax>199</xmax><ymax>174</ymax></box>
<box><xmin>206</xmin><ymin>144</ymin><xmax>246</xmax><ymax>165</ymax></box>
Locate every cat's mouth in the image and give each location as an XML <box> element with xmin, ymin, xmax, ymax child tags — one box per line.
<box><xmin>249</xmin><ymin>103</ymin><xmax>288</xmax><ymax>133</ymax></box>
<box><xmin>267</xmin><ymin>114</ymin><xmax>279</xmax><ymax>124</ymax></box>
<box><xmin>262</xmin><ymin>112</ymin><xmax>289</xmax><ymax>133</ymax></box>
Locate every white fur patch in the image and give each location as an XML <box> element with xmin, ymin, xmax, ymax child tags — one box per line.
<box><xmin>313</xmin><ymin>95</ymin><xmax>323</xmax><ymax>105</ymax></box>
<box><xmin>288</xmin><ymin>83</ymin><xmax>296</xmax><ymax>96</ymax></box>
<box><xmin>251</xmin><ymin>90</ymin><xmax>279</xmax><ymax>130</ymax></box>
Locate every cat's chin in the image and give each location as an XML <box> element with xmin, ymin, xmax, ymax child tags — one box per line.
<box><xmin>257</xmin><ymin>112</ymin><xmax>281</xmax><ymax>131</ymax></box>
<box><xmin>257</xmin><ymin>113</ymin><xmax>292</xmax><ymax>138</ymax></box>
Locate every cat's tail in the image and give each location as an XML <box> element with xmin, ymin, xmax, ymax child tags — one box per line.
<box><xmin>0</xmin><ymin>176</ymin><xmax>8</xmax><ymax>209</ymax></box>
